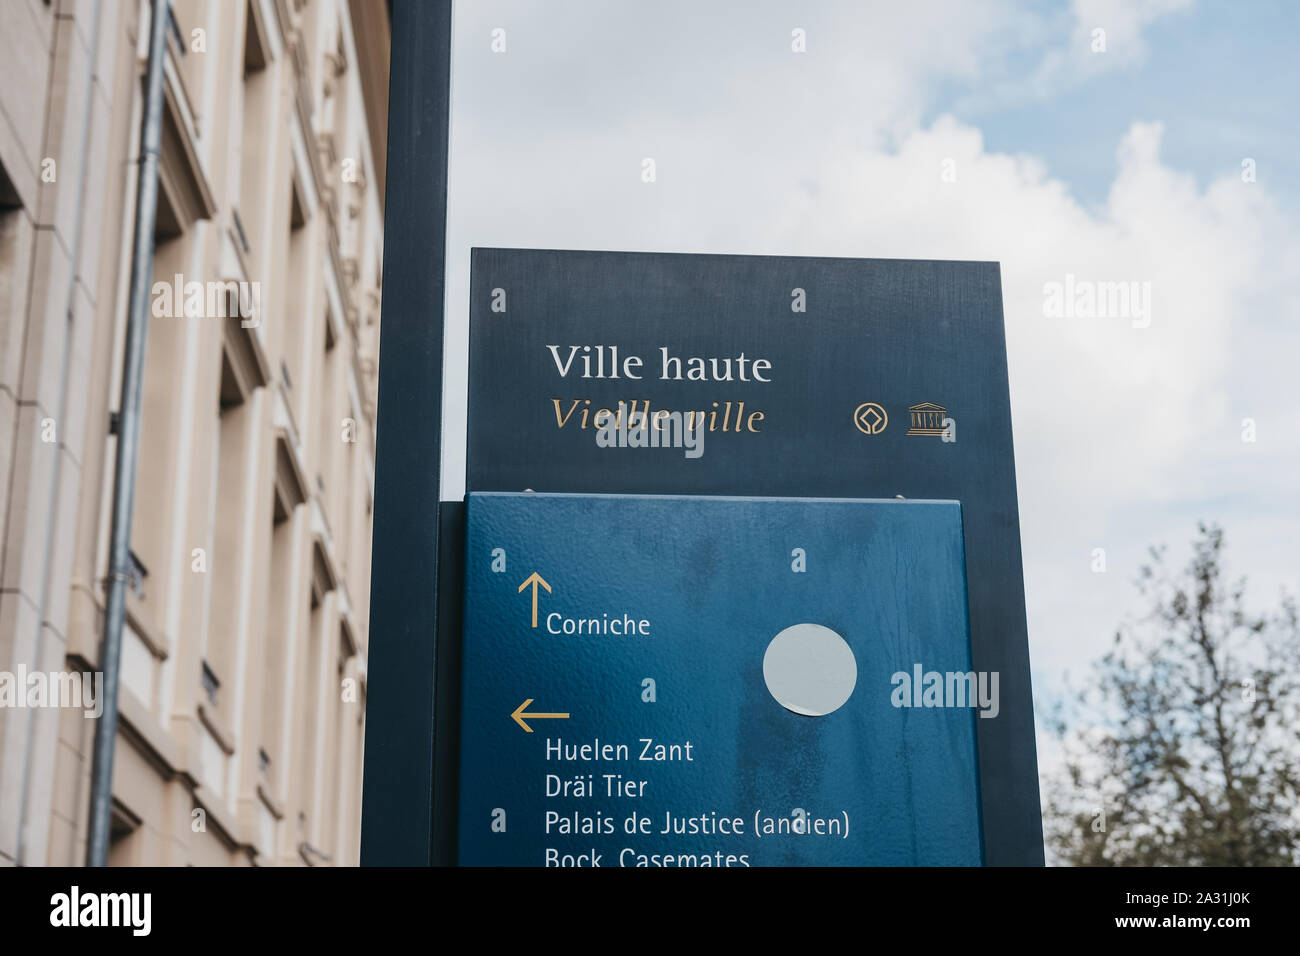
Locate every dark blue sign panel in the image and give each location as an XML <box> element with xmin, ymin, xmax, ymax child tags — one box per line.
<box><xmin>465</xmin><ymin>248</ymin><xmax>1041</xmax><ymax>864</ymax></box>
<box><xmin>458</xmin><ymin>492</ymin><xmax>985</xmax><ymax>866</ymax></box>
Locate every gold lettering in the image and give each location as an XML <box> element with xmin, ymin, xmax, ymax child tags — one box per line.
<box><xmin>553</xmin><ymin>400</ymin><xmax>767</xmax><ymax>436</ymax></box>
<box><xmin>553</xmin><ymin>399</ymin><xmax>583</xmax><ymax>428</ymax></box>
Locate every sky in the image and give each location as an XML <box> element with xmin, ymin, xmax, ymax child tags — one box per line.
<box><xmin>436</xmin><ymin>0</ymin><xmax>1300</xmax><ymax>776</ymax></box>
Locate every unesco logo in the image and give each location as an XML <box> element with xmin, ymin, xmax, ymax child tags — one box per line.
<box><xmin>852</xmin><ymin>402</ymin><xmax>888</xmax><ymax>435</ymax></box>
<box><xmin>853</xmin><ymin>401</ymin><xmax>956</xmax><ymax>441</ymax></box>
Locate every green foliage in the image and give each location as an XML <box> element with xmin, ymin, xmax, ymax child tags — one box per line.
<box><xmin>1045</xmin><ymin>524</ymin><xmax>1300</xmax><ymax>866</ymax></box>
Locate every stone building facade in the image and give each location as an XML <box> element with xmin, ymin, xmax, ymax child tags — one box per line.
<box><xmin>0</xmin><ymin>0</ymin><xmax>388</xmax><ymax>866</ymax></box>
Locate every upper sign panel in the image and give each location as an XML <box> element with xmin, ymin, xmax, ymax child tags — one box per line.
<box><xmin>467</xmin><ymin>247</ymin><xmax>1011</xmax><ymax>500</ymax></box>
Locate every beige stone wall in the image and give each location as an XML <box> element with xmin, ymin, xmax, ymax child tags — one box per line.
<box><xmin>0</xmin><ymin>0</ymin><xmax>388</xmax><ymax>867</ymax></box>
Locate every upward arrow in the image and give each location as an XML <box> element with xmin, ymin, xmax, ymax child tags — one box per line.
<box><xmin>517</xmin><ymin>572</ymin><xmax>551</xmax><ymax>628</ymax></box>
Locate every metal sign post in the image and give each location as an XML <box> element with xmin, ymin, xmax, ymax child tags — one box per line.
<box><xmin>359</xmin><ymin>0</ymin><xmax>452</xmax><ymax>866</ymax></box>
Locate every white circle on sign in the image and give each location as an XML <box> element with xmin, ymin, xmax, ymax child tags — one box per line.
<box><xmin>763</xmin><ymin>623</ymin><xmax>857</xmax><ymax>716</ymax></box>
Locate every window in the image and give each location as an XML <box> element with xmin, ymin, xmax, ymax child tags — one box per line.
<box><xmin>236</xmin><ymin>0</ymin><xmax>271</xmax><ymax>260</ymax></box>
<box><xmin>1</xmin><ymin>159</ymin><xmax>22</xmax><ymax>209</ymax></box>
<box><xmin>200</xmin><ymin>660</ymin><xmax>220</xmax><ymax>707</ymax></box>
<box><xmin>316</xmin><ymin>307</ymin><xmax>338</xmax><ymax>500</ymax></box>
<box><xmin>257</xmin><ymin>482</ymin><xmax>295</xmax><ymax>795</ymax></box>
<box><xmin>206</xmin><ymin>349</ymin><xmax>253</xmax><ymax>724</ymax></box>
<box><xmin>106</xmin><ymin>802</ymin><xmax>143</xmax><ymax>867</ymax></box>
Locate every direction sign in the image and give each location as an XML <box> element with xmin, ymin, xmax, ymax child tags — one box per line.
<box><xmin>457</xmin><ymin>492</ymin><xmax>985</xmax><ymax>866</ymax></box>
<box><xmin>458</xmin><ymin>248</ymin><xmax>1041</xmax><ymax>864</ymax></box>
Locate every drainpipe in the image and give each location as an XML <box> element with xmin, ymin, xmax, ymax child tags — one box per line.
<box><xmin>85</xmin><ymin>0</ymin><xmax>170</xmax><ymax>867</ymax></box>
<box><xmin>14</xmin><ymin>0</ymin><xmax>104</xmax><ymax>867</ymax></box>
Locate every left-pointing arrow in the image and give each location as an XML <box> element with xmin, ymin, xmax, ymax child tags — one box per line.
<box><xmin>511</xmin><ymin>698</ymin><xmax>570</xmax><ymax>733</ymax></box>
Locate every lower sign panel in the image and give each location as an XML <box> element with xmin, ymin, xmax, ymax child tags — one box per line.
<box><xmin>457</xmin><ymin>492</ymin><xmax>985</xmax><ymax>866</ymax></box>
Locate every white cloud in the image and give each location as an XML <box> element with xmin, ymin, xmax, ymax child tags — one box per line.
<box><xmin>440</xmin><ymin>0</ymin><xmax>1300</xmax><ymax>711</ymax></box>
<box><xmin>956</xmin><ymin>0</ymin><xmax>1193</xmax><ymax>113</ymax></box>
<box><xmin>1069</xmin><ymin>0</ymin><xmax>1194</xmax><ymax>64</ymax></box>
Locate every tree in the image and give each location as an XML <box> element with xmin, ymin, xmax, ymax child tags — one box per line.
<box><xmin>1044</xmin><ymin>523</ymin><xmax>1300</xmax><ymax>866</ymax></box>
